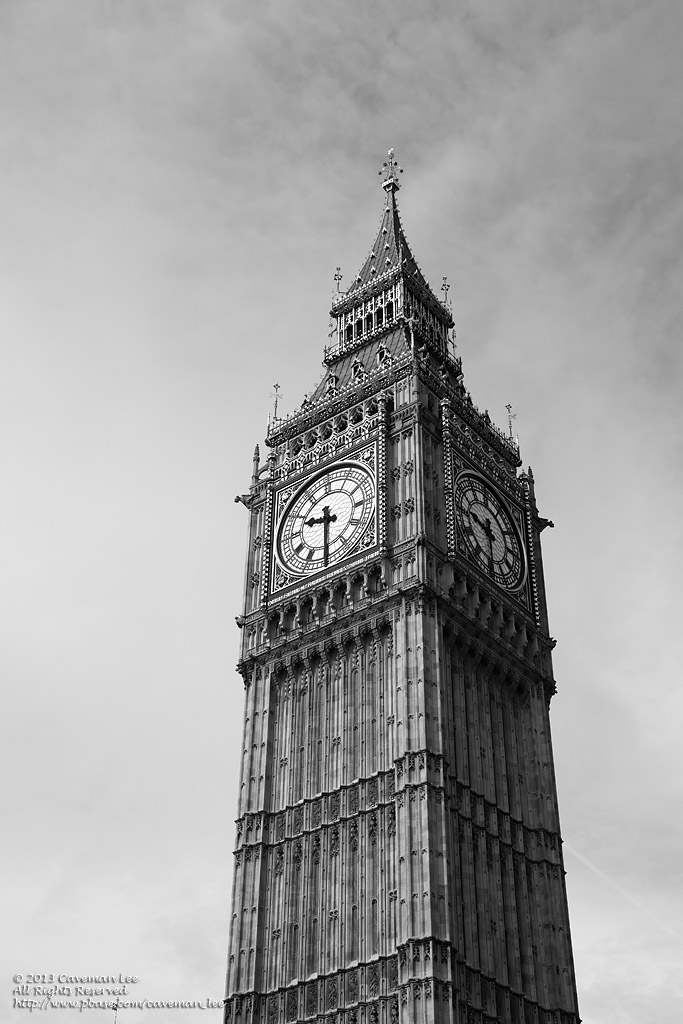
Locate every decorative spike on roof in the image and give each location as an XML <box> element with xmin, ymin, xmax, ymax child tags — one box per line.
<box><xmin>379</xmin><ymin>147</ymin><xmax>403</xmax><ymax>193</ymax></box>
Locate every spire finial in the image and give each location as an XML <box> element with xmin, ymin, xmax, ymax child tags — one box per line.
<box><xmin>272</xmin><ymin>382</ymin><xmax>281</xmax><ymax>421</ymax></box>
<box><xmin>505</xmin><ymin>402</ymin><xmax>517</xmax><ymax>439</ymax></box>
<box><xmin>378</xmin><ymin>148</ymin><xmax>403</xmax><ymax>193</ymax></box>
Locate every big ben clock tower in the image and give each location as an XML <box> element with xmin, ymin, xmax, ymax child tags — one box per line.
<box><xmin>224</xmin><ymin>152</ymin><xmax>580</xmax><ymax>1024</ymax></box>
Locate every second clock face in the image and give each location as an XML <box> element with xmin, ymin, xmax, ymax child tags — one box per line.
<box><xmin>277</xmin><ymin>463</ymin><xmax>375</xmax><ymax>575</ymax></box>
<box><xmin>455</xmin><ymin>474</ymin><xmax>525</xmax><ymax>590</ymax></box>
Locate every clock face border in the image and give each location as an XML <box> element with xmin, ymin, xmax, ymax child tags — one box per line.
<box><xmin>271</xmin><ymin>446</ymin><xmax>377</xmax><ymax>594</ymax></box>
<box><xmin>454</xmin><ymin>471</ymin><xmax>527</xmax><ymax>592</ymax></box>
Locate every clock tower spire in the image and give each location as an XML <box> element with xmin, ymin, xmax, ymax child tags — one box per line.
<box><xmin>224</xmin><ymin>155</ymin><xmax>580</xmax><ymax>1024</ymax></box>
<box><xmin>326</xmin><ymin>148</ymin><xmax>453</xmax><ymax>375</ymax></box>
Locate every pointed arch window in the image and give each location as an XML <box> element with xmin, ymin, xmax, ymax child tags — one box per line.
<box><xmin>369</xmin><ymin>567</ymin><xmax>383</xmax><ymax>594</ymax></box>
<box><xmin>375</xmin><ymin>306</ymin><xmax>384</xmax><ymax>328</ymax></box>
<box><xmin>345</xmin><ymin>323</ymin><xmax>353</xmax><ymax>343</ymax></box>
<box><xmin>350</xmin><ymin>574</ymin><xmax>364</xmax><ymax>603</ymax></box>
<box><xmin>386</xmin><ymin>300</ymin><xmax>394</xmax><ymax>321</ymax></box>
<box><xmin>365</xmin><ymin>312</ymin><xmax>373</xmax><ymax>333</ymax></box>
<box><xmin>355</xmin><ymin>318</ymin><xmax>363</xmax><ymax>338</ymax></box>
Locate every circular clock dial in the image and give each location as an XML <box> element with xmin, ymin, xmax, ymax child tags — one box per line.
<box><xmin>277</xmin><ymin>463</ymin><xmax>375</xmax><ymax>574</ymax></box>
<box><xmin>454</xmin><ymin>474</ymin><xmax>525</xmax><ymax>590</ymax></box>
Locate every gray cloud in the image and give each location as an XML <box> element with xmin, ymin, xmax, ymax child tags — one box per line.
<box><xmin>2</xmin><ymin>2</ymin><xmax>682</xmax><ymax>1022</ymax></box>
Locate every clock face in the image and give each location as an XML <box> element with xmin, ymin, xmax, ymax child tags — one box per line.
<box><xmin>454</xmin><ymin>474</ymin><xmax>525</xmax><ymax>590</ymax></box>
<box><xmin>277</xmin><ymin>463</ymin><xmax>375</xmax><ymax>575</ymax></box>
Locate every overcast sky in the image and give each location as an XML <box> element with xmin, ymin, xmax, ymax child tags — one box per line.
<box><xmin>2</xmin><ymin>1</ymin><xmax>682</xmax><ymax>1022</ymax></box>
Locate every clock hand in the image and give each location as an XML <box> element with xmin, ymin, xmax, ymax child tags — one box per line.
<box><xmin>471</xmin><ymin>510</ymin><xmax>496</xmax><ymax>542</ymax></box>
<box><xmin>305</xmin><ymin>505</ymin><xmax>338</xmax><ymax>566</ymax></box>
<box><xmin>486</xmin><ymin>527</ymin><xmax>495</xmax><ymax>572</ymax></box>
<box><xmin>472</xmin><ymin>511</ymin><xmax>496</xmax><ymax>570</ymax></box>
<box><xmin>305</xmin><ymin>507</ymin><xmax>339</xmax><ymax>529</ymax></box>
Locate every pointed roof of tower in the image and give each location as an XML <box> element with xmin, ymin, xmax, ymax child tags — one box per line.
<box><xmin>341</xmin><ymin>149</ymin><xmax>431</xmax><ymax>301</ymax></box>
<box><xmin>331</xmin><ymin>150</ymin><xmax>452</xmax><ymax>338</ymax></box>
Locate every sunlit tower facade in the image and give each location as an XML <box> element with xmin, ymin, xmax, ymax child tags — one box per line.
<box><xmin>224</xmin><ymin>153</ymin><xmax>580</xmax><ymax>1024</ymax></box>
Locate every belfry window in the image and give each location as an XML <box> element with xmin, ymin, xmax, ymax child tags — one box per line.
<box><xmin>355</xmin><ymin>318</ymin><xmax>363</xmax><ymax>338</ymax></box>
<box><xmin>365</xmin><ymin>313</ymin><xmax>373</xmax><ymax>333</ymax></box>
<box><xmin>375</xmin><ymin>307</ymin><xmax>383</xmax><ymax>328</ymax></box>
<box><xmin>345</xmin><ymin>323</ymin><xmax>353</xmax><ymax>343</ymax></box>
<box><xmin>386</xmin><ymin>300</ymin><xmax>394</xmax><ymax>321</ymax></box>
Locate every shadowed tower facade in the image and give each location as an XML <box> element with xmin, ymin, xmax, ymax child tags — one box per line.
<box><xmin>224</xmin><ymin>153</ymin><xmax>580</xmax><ymax>1024</ymax></box>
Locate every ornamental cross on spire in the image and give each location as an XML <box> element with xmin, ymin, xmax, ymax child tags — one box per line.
<box><xmin>506</xmin><ymin>402</ymin><xmax>517</xmax><ymax>439</ymax></box>
<box><xmin>378</xmin><ymin>148</ymin><xmax>403</xmax><ymax>193</ymax></box>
